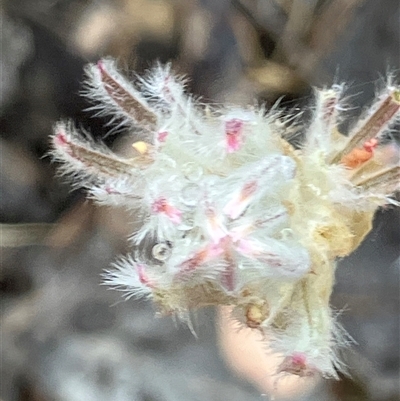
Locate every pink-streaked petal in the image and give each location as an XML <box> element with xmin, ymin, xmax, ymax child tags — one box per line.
<box><xmin>208</xmin><ymin>241</ymin><xmax>227</xmax><ymax>258</ymax></box>
<box><xmin>137</xmin><ymin>264</ymin><xmax>154</xmax><ymax>287</ymax></box>
<box><xmin>226</xmin><ymin>118</ymin><xmax>244</xmax><ymax>133</ymax></box>
<box><xmin>177</xmin><ymin>240</ymin><xmax>228</xmax><ymax>279</ymax></box>
<box><xmin>157</xmin><ymin>130</ymin><xmax>169</xmax><ymax>143</ymax></box>
<box><xmin>53</xmin><ymin>130</ymin><xmax>70</xmax><ymax>150</ymax></box>
<box><xmin>152</xmin><ymin>197</ymin><xmax>182</xmax><ymax>224</ymax></box>
<box><xmin>223</xmin><ymin>180</ymin><xmax>258</xmax><ymax>219</ymax></box>
<box><xmin>178</xmin><ymin>248</ymin><xmax>211</xmax><ymax>275</ymax></box>
<box><xmin>226</xmin><ymin>134</ymin><xmax>241</xmax><ymax>153</ymax></box>
<box><xmin>165</xmin><ymin>206</ymin><xmax>183</xmax><ymax>224</ymax></box>
<box><xmin>234</xmin><ymin>238</ymin><xmax>260</xmax><ymax>256</ymax></box>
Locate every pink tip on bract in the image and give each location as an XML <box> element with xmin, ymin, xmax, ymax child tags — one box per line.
<box><xmin>97</xmin><ymin>59</ymin><xmax>105</xmax><ymax>73</ymax></box>
<box><xmin>53</xmin><ymin>130</ymin><xmax>69</xmax><ymax>148</ymax></box>
<box><xmin>137</xmin><ymin>264</ymin><xmax>153</xmax><ymax>287</ymax></box>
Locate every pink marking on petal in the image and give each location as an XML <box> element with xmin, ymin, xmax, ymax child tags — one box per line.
<box><xmin>152</xmin><ymin>197</ymin><xmax>182</xmax><ymax>224</ymax></box>
<box><xmin>165</xmin><ymin>205</ymin><xmax>182</xmax><ymax>224</ymax></box>
<box><xmin>241</xmin><ymin>181</ymin><xmax>258</xmax><ymax>199</ymax></box>
<box><xmin>278</xmin><ymin>353</ymin><xmax>316</xmax><ymax>377</ymax></box>
<box><xmin>53</xmin><ymin>131</ymin><xmax>74</xmax><ymax>157</ymax></box>
<box><xmin>234</xmin><ymin>238</ymin><xmax>259</xmax><ymax>255</ymax></box>
<box><xmin>178</xmin><ymin>248</ymin><xmax>210</xmax><ymax>274</ymax></box>
<box><xmin>97</xmin><ymin>60</ymin><xmax>105</xmax><ymax>74</ymax></box>
<box><xmin>53</xmin><ymin>131</ymin><xmax>68</xmax><ymax>147</ymax></box>
<box><xmin>223</xmin><ymin>181</ymin><xmax>258</xmax><ymax>219</ymax></box>
<box><xmin>151</xmin><ymin>197</ymin><xmax>166</xmax><ymax>213</ymax></box>
<box><xmin>292</xmin><ymin>352</ymin><xmax>307</xmax><ymax>365</ymax></box>
<box><xmin>208</xmin><ymin>241</ymin><xmax>227</xmax><ymax>258</ymax></box>
<box><xmin>226</xmin><ymin>134</ymin><xmax>241</xmax><ymax>153</ymax></box>
<box><xmin>157</xmin><ymin>131</ymin><xmax>168</xmax><ymax>142</ymax></box>
<box><xmin>178</xmin><ymin>240</ymin><xmax>228</xmax><ymax>278</ymax></box>
<box><xmin>225</xmin><ymin>118</ymin><xmax>244</xmax><ymax>153</ymax></box>
<box><xmin>137</xmin><ymin>264</ymin><xmax>153</xmax><ymax>287</ymax></box>
<box><xmin>105</xmin><ymin>185</ymin><xmax>119</xmax><ymax>195</ymax></box>
<box><xmin>226</xmin><ymin>119</ymin><xmax>244</xmax><ymax>135</ymax></box>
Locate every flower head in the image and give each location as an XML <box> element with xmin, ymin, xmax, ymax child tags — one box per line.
<box><xmin>51</xmin><ymin>59</ymin><xmax>399</xmax><ymax>379</ymax></box>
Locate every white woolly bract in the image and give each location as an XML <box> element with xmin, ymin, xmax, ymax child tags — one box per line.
<box><xmin>268</xmin><ymin>306</ymin><xmax>354</xmax><ymax>379</ymax></box>
<box><xmin>136</xmin><ymin>63</ymin><xmax>188</xmax><ymax>112</ymax></box>
<box><xmin>83</xmin><ymin>58</ymin><xmax>157</xmax><ymax>132</ymax></box>
<box><xmin>51</xmin><ymin>59</ymin><xmax>400</xmax><ymax>380</ymax></box>
<box><xmin>88</xmin><ymin>178</ymin><xmax>144</xmax><ymax>207</ymax></box>
<box><xmin>51</xmin><ymin>121</ymin><xmax>138</xmax><ymax>183</ymax></box>
<box><xmin>103</xmin><ymin>256</ymin><xmax>153</xmax><ymax>300</ymax></box>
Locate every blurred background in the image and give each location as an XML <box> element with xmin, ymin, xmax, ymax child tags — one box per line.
<box><xmin>1</xmin><ymin>1</ymin><xmax>399</xmax><ymax>400</ymax></box>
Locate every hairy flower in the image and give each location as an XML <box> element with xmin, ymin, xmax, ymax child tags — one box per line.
<box><xmin>51</xmin><ymin>58</ymin><xmax>399</xmax><ymax>379</ymax></box>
